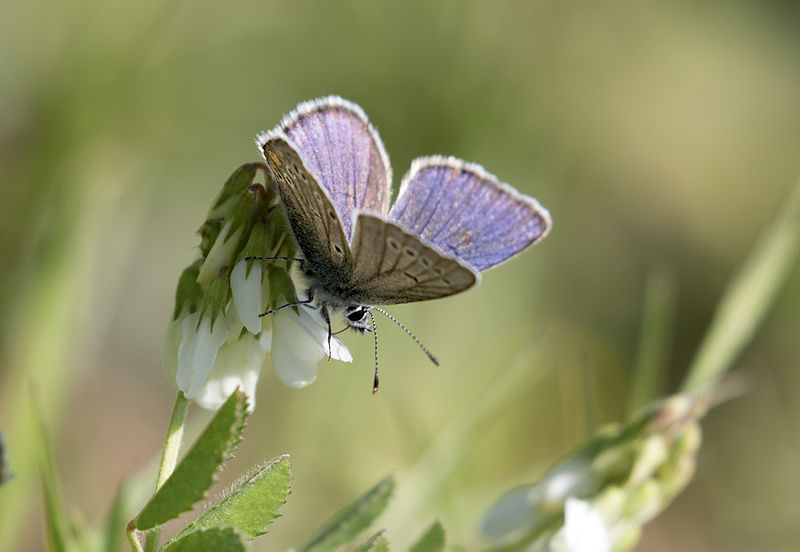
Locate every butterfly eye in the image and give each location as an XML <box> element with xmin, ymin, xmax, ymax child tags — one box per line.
<box><xmin>387</xmin><ymin>237</ymin><xmax>401</xmax><ymax>251</ymax></box>
<box><xmin>327</xmin><ymin>209</ymin><xmax>337</xmax><ymax>220</ymax></box>
<box><xmin>347</xmin><ymin>309</ymin><xmax>366</xmax><ymax>322</ymax></box>
<box><xmin>421</xmin><ymin>257</ymin><xmax>432</xmax><ymax>267</ymax></box>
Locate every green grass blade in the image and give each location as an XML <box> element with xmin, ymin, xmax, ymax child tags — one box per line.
<box><xmin>300</xmin><ymin>475</ymin><xmax>395</xmax><ymax>552</ymax></box>
<box><xmin>354</xmin><ymin>530</ymin><xmax>388</xmax><ymax>552</ymax></box>
<box><xmin>102</xmin><ymin>485</ymin><xmax>128</xmax><ymax>552</ymax></box>
<box><xmin>683</xmin><ymin>179</ymin><xmax>800</xmax><ymax>392</ymax></box>
<box><xmin>628</xmin><ymin>264</ymin><xmax>677</xmax><ymax>415</ymax></box>
<box><xmin>31</xmin><ymin>393</ymin><xmax>74</xmax><ymax>552</ymax></box>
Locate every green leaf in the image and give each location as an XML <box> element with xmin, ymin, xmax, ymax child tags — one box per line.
<box><xmin>301</xmin><ymin>475</ymin><xmax>395</xmax><ymax>552</ymax></box>
<box><xmin>134</xmin><ymin>390</ymin><xmax>249</xmax><ymax>530</ymax></box>
<box><xmin>175</xmin><ymin>455</ymin><xmax>291</xmax><ymax>541</ymax></box>
<box><xmin>354</xmin><ymin>530</ymin><xmax>389</xmax><ymax>552</ymax></box>
<box><xmin>409</xmin><ymin>520</ymin><xmax>446</xmax><ymax>552</ymax></box>
<box><xmin>161</xmin><ymin>527</ymin><xmax>247</xmax><ymax>552</ymax></box>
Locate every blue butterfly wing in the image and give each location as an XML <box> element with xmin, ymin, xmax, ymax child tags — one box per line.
<box><xmin>388</xmin><ymin>156</ymin><xmax>551</xmax><ymax>272</ymax></box>
<box><xmin>257</xmin><ymin>96</ymin><xmax>392</xmax><ymax>240</ymax></box>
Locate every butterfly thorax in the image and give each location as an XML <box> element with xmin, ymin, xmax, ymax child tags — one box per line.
<box><xmin>300</xmin><ymin>270</ymin><xmax>372</xmax><ymax>334</ymax></box>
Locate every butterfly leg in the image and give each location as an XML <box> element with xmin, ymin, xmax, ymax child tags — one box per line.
<box><xmin>319</xmin><ymin>305</ymin><xmax>333</xmax><ymax>360</ymax></box>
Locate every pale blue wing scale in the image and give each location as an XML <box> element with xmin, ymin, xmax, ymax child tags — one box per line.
<box><xmin>388</xmin><ymin>156</ymin><xmax>552</xmax><ymax>272</ymax></box>
<box><xmin>257</xmin><ymin>96</ymin><xmax>392</xmax><ymax>240</ymax></box>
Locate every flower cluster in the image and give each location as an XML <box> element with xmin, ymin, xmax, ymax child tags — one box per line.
<box><xmin>162</xmin><ymin>164</ymin><xmax>351</xmax><ymax>411</ymax></box>
<box><xmin>480</xmin><ymin>393</ymin><xmax>708</xmax><ymax>551</ymax></box>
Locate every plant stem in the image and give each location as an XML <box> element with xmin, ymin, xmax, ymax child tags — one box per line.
<box><xmin>627</xmin><ymin>264</ymin><xmax>676</xmax><ymax>415</ymax></box>
<box><xmin>129</xmin><ymin>391</ymin><xmax>190</xmax><ymax>552</ymax></box>
<box><xmin>155</xmin><ymin>391</ymin><xmax>192</xmax><ymax>489</ymax></box>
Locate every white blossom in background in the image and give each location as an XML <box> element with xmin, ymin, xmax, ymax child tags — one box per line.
<box><xmin>550</xmin><ymin>498</ymin><xmax>611</xmax><ymax>552</ymax></box>
<box><xmin>479</xmin><ymin>394</ymin><xmax>708</xmax><ymax>552</ymax></box>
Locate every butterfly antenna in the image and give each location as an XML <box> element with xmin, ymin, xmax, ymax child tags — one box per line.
<box><xmin>370</xmin><ymin>307</ymin><xmax>439</xmax><ymax>366</ymax></box>
<box><xmin>368</xmin><ymin>309</ymin><xmax>380</xmax><ymax>394</ymax></box>
<box><xmin>245</xmin><ymin>255</ymin><xmax>305</xmax><ymax>267</ymax></box>
<box><xmin>258</xmin><ymin>298</ymin><xmax>313</xmax><ymax>318</ymax></box>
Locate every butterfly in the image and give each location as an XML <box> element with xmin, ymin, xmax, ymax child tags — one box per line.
<box><xmin>256</xmin><ymin>96</ymin><xmax>551</xmax><ymax>391</ymax></box>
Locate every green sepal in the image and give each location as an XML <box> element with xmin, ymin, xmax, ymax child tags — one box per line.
<box><xmin>354</xmin><ymin>530</ymin><xmax>389</xmax><ymax>552</ymax></box>
<box><xmin>172</xmin><ymin>261</ymin><xmax>203</xmax><ymax>321</ymax></box>
<box><xmin>173</xmin><ymin>455</ymin><xmax>292</xmax><ymax>541</ymax></box>
<box><xmin>207</xmin><ymin>163</ymin><xmax>261</xmax><ymax>219</ymax></box>
<box><xmin>267</xmin><ymin>266</ymin><xmax>299</xmax><ymax>311</ymax></box>
<box><xmin>198</xmin><ymin>219</ymin><xmax>224</xmax><ymax>259</ymax></box>
<box><xmin>224</xmin><ymin>184</ymin><xmax>265</xmax><ymax>250</ymax></box>
<box><xmin>134</xmin><ymin>390</ymin><xmax>249</xmax><ymax>530</ymax></box>
<box><xmin>409</xmin><ymin>520</ymin><xmax>446</xmax><ymax>552</ymax></box>
<box><xmin>237</xmin><ymin>220</ymin><xmax>272</xmax><ymax>278</ymax></box>
<box><xmin>161</xmin><ymin>526</ymin><xmax>248</xmax><ymax>552</ymax></box>
<box><xmin>300</xmin><ymin>475</ymin><xmax>395</xmax><ymax>552</ymax></box>
<box><xmin>197</xmin><ymin>270</ymin><xmax>231</xmax><ymax>332</ymax></box>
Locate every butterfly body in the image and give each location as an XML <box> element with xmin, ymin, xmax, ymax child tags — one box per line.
<box><xmin>256</xmin><ymin>96</ymin><xmax>551</xmax><ymax>382</ymax></box>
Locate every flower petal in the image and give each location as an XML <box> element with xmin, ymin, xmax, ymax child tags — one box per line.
<box><xmin>551</xmin><ymin>498</ymin><xmax>612</xmax><ymax>552</ymax></box>
<box><xmin>230</xmin><ymin>259</ymin><xmax>263</xmax><ymax>335</ymax></box>
<box><xmin>176</xmin><ymin>312</ymin><xmax>229</xmax><ymax>399</ymax></box>
<box><xmin>270</xmin><ymin>308</ymin><xmax>325</xmax><ymax>388</ymax></box>
<box><xmin>292</xmin><ymin>305</ymin><xmax>353</xmax><ymax>362</ymax></box>
<box><xmin>194</xmin><ymin>332</ymin><xmax>269</xmax><ymax>412</ymax></box>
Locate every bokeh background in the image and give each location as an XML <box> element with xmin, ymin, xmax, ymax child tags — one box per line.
<box><xmin>1</xmin><ymin>1</ymin><xmax>799</xmax><ymax>550</ymax></box>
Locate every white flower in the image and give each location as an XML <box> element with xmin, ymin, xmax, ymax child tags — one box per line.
<box><xmin>551</xmin><ymin>498</ymin><xmax>611</xmax><ymax>552</ymax></box>
<box><xmin>175</xmin><ymin>311</ymin><xmax>229</xmax><ymax>399</ymax></box>
<box><xmin>164</xmin><ymin>274</ymin><xmax>353</xmax><ymax>410</ymax></box>
<box><xmin>270</xmin><ymin>302</ymin><xmax>352</xmax><ymax>388</ymax></box>
<box><xmin>230</xmin><ymin>258</ymin><xmax>263</xmax><ymax>335</ymax></box>
<box><xmin>194</xmin><ymin>332</ymin><xmax>269</xmax><ymax>412</ymax></box>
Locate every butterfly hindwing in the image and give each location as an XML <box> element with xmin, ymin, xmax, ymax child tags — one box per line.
<box><xmin>258</xmin><ymin>96</ymin><xmax>392</xmax><ymax>240</ymax></box>
<box><xmin>261</xmin><ymin>137</ymin><xmax>353</xmax><ymax>280</ymax></box>
<box><xmin>345</xmin><ymin>212</ymin><xmax>477</xmax><ymax>305</ymax></box>
<box><xmin>389</xmin><ymin>156</ymin><xmax>552</xmax><ymax>272</ymax></box>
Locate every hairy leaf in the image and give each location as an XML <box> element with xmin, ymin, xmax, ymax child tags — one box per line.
<box><xmin>134</xmin><ymin>390</ymin><xmax>248</xmax><ymax>529</ymax></box>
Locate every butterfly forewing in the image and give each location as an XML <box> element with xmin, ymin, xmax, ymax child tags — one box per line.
<box><xmin>261</xmin><ymin>137</ymin><xmax>353</xmax><ymax>280</ymax></box>
<box><xmin>345</xmin><ymin>213</ymin><xmax>477</xmax><ymax>305</ymax></box>
<box><xmin>389</xmin><ymin>156</ymin><xmax>552</xmax><ymax>272</ymax></box>
<box><xmin>260</xmin><ymin>96</ymin><xmax>392</xmax><ymax>240</ymax></box>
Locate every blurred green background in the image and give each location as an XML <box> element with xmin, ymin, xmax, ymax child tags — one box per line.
<box><xmin>1</xmin><ymin>0</ymin><xmax>799</xmax><ymax>550</ymax></box>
